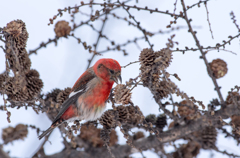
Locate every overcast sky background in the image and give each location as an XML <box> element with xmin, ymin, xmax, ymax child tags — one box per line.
<box><xmin>0</xmin><ymin>0</ymin><xmax>240</xmax><ymax>157</ymax></box>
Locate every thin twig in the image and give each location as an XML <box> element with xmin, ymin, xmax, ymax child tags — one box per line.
<box><xmin>0</xmin><ymin>38</ymin><xmax>6</xmax><ymax>43</ymax></box>
<box><xmin>173</xmin><ymin>0</ymin><xmax>178</xmax><ymax>15</ymax></box>
<box><xmin>86</xmin><ymin>14</ymin><xmax>108</xmax><ymax>69</ymax></box>
<box><xmin>180</xmin><ymin>0</ymin><xmax>224</xmax><ymax>104</ymax></box>
<box><xmin>207</xmin><ymin>48</ymin><xmax>237</xmax><ymax>55</ymax></box>
<box><xmin>173</xmin><ymin>33</ymin><xmax>240</xmax><ymax>53</ymax></box>
<box><xmin>204</xmin><ymin>2</ymin><xmax>214</xmax><ymax>39</ymax></box>
<box><xmin>0</xmin><ymin>45</ymin><xmax>5</xmax><ymax>52</ymax></box>
<box><xmin>230</xmin><ymin>11</ymin><xmax>240</xmax><ymax>32</ymax></box>
<box><xmin>213</xmin><ymin>145</ymin><xmax>240</xmax><ymax>158</ymax></box>
<box><xmin>121</xmin><ymin>61</ymin><xmax>139</xmax><ymax>68</ymax></box>
<box><xmin>119</xmin><ymin>1</ymin><xmax>153</xmax><ymax>49</ymax></box>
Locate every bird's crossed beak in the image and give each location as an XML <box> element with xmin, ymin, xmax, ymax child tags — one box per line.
<box><xmin>112</xmin><ymin>74</ymin><xmax>122</xmax><ymax>84</ymax></box>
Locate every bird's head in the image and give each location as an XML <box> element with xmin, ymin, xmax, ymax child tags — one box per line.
<box><xmin>93</xmin><ymin>58</ymin><xmax>122</xmax><ymax>84</ymax></box>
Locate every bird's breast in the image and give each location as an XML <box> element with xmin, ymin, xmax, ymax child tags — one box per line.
<box><xmin>76</xmin><ymin>81</ymin><xmax>113</xmax><ymax>120</ymax></box>
<box><xmin>80</xmin><ymin>80</ymin><xmax>113</xmax><ymax>107</ymax></box>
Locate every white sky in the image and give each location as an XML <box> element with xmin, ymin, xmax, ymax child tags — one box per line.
<box><xmin>0</xmin><ymin>0</ymin><xmax>240</xmax><ymax>157</ymax></box>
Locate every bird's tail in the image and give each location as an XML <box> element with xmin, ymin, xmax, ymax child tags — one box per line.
<box><xmin>38</xmin><ymin>126</ymin><xmax>54</xmax><ymax>140</ymax></box>
<box><xmin>38</xmin><ymin>118</ymin><xmax>64</xmax><ymax>140</ymax></box>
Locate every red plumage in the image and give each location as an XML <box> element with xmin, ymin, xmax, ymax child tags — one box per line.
<box><xmin>60</xmin><ymin>105</ymin><xmax>77</xmax><ymax>120</ymax></box>
<box><xmin>38</xmin><ymin>58</ymin><xmax>121</xmax><ymax>140</ymax></box>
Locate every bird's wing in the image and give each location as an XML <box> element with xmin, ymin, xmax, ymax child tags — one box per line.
<box><xmin>69</xmin><ymin>67</ymin><xmax>96</xmax><ymax>97</ymax></box>
<box><xmin>52</xmin><ymin>68</ymin><xmax>96</xmax><ymax>124</ymax></box>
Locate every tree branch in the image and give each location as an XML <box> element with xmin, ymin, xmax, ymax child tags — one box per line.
<box><xmin>180</xmin><ymin>0</ymin><xmax>224</xmax><ymax>104</ymax></box>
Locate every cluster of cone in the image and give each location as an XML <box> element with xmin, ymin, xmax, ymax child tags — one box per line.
<box><xmin>0</xmin><ymin>20</ymin><xmax>43</xmax><ymax>102</ymax></box>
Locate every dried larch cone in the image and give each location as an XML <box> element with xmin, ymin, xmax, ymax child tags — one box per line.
<box><xmin>18</xmin><ymin>50</ymin><xmax>32</xmax><ymax>71</ymax></box>
<box><xmin>109</xmin><ymin>129</ymin><xmax>118</xmax><ymax>146</ymax></box>
<box><xmin>3</xmin><ymin>19</ymin><xmax>28</xmax><ymax>48</ymax></box>
<box><xmin>44</xmin><ymin>88</ymin><xmax>62</xmax><ymax>118</ymax></box>
<box><xmin>3</xmin><ymin>20</ymin><xmax>31</xmax><ymax>73</ymax></box>
<box><xmin>114</xmin><ymin>84</ymin><xmax>132</xmax><ymax>105</ymax></box>
<box><xmin>145</xmin><ymin>114</ymin><xmax>156</xmax><ymax>125</ymax></box>
<box><xmin>209</xmin><ymin>59</ymin><xmax>228</xmax><ymax>79</ymax></box>
<box><xmin>116</xmin><ymin>105</ymin><xmax>129</xmax><ymax>123</ymax></box>
<box><xmin>100</xmin><ymin>128</ymin><xmax>111</xmax><ymax>146</ymax></box>
<box><xmin>0</xmin><ymin>74</ymin><xmax>5</xmax><ymax>92</ymax></box>
<box><xmin>2</xmin><ymin>124</ymin><xmax>28</xmax><ymax>144</ymax></box>
<box><xmin>5</xmin><ymin>77</ymin><xmax>27</xmax><ymax>101</ymax></box>
<box><xmin>178</xmin><ymin>100</ymin><xmax>198</xmax><ymax>120</ymax></box>
<box><xmin>231</xmin><ymin>115</ymin><xmax>240</xmax><ymax>136</ymax></box>
<box><xmin>173</xmin><ymin>141</ymin><xmax>201</xmax><ymax>158</ymax></box>
<box><xmin>25</xmin><ymin>69</ymin><xmax>39</xmax><ymax>78</ymax></box>
<box><xmin>139</xmin><ymin>48</ymin><xmax>159</xmax><ymax>87</ymax></box>
<box><xmin>133</xmin><ymin>131</ymin><xmax>145</xmax><ymax>140</ymax></box>
<box><xmin>100</xmin><ymin>109</ymin><xmax>118</xmax><ymax>129</ymax></box>
<box><xmin>126</xmin><ymin>105</ymin><xmax>143</xmax><ymax>125</ymax></box>
<box><xmin>154</xmin><ymin>48</ymin><xmax>173</xmax><ymax>71</ymax></box>
<box><xmin>156</xmin><ymin>114</ymin><xmax>167</xmax><ymax>130</ymax></box>
<box><xmin>5</xmin><ymin>69</ymin><xmax>43</xmax><ymax>101</ymax></box>
<box><xmin>226</xmin><ymin>91</ymin><xmax>240</xmax><ymax>105</ymax></box>
<box><xmin>231</xmin><ymin>115</ymin><xmax>240</xmax><ymax>127</ymax></box>
<box><xmin>45</xmin><ymin>88</ymin><xmax>62</xmax><ymax>102</ymax></box>
<box><xmin>139</xmin><ymin>48</ymin><xmax>172</xmax><ymax>75</ymax></box>
<box><xmin>139</xmin><ymin>48</ymin><xmax>156</xmax><ymax>68</ymax></box>
<box><xmin>157</xmin><ymin>80</ymin><xmax>177</xmax><ymax>99</ymax></box>
<box><xmin>56</xmin><ymin>87</ymin><xmax>71</xmax><ymax>104</ymax></box>
<box><xmin>79</xmin><ymin>123</ymin><xmax>103</xmax><ymax>147</ymax></box>
<box><xmin>25</xmin><ymin>69</ymin><xmax>43</xmax><ymax>100</ymax></box>
<box><xmin>200</xmin><ymin>126</ymin><xmax>217</xmax><ymax>149</ymax></box>
<box><xmin>139</xmin><ymin>48</ymin><xmax>175</xmax><ymax>99</ymax></box>
<box><xmin>54</xmin><ymin>20</ymin><xmax>71</xmax><ymax>37</ymax></box>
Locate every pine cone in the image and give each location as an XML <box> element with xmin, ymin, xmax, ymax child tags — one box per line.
<box><xmin>79</xmin><ymin>123</ymin><xmax>103</xmax><ymax>147</ymax></box>
<box><xmin>173</xmin><ymin>141</ymin><xmax>201</xmax><ymax>158</ymax></box>
<box><xmin>0</xmin><ymin>73</ymin><xmax>6</xmax><ymax>92</ymax></box>
<box><xmin>178</xmin><ymin>100</ymin><xmax>198</xmax><ymax>120</ymax></box>
<box><xmin>2</xmin><ymin>124</ymin><xmax>28</xmax><ymax>144</ymax></box>
<box><xmin>139</xmin><ymin>48</ymin><xmax>159</xmax><ymax>87</ymax></box>
<box><xmin>140</xmin><ymin>48</ymin><xmax>176</xmax><ymax>99</ymax></box>
<box><xmin>156</xmin><ymin>114</ymin><xmax>167</xmax><ymax>130</ymax></box>
<box><xmin>157</xmin><ymin>80</ymin><xmax>177</xmax><ymax>99</ymax></box>
<box><xmin>44</xmin><ymin>88</ymin><xmax>62</xmax><ymax>118</ymax></box>
<box><xmin>5</xmin><ymin>77</ymin><xmax>29</xmax><ymax>101</ymax></box>
<box><xmin>45</xmin><ymin>88</ymin><xmax>62</xmax><ymax>102</ymax></box>
<box><xmin>54</xmin><ymin>21</ymin><xmax>71</xmax><ymax>37</ymax></box>
<box><xmin>25</xmin><ymin>69</ymin><xmax>39</xmax><ymax>78</ymax></box>
<box><xmin>3</xmin><ymin>20</ymin><xmax>30</xmax><ymax>73</ymax></box>
<box><xmin>226</xmin><ymin>92</ymin><xmax>240</xmax><ymax>105</ymax></box>
<box><xmin>100</xmin><ymin>110</ymin><xmax>118</xmax><ymax>129</ymax></box>
<box><xmin>109</xmin><ymin>129</ymin><xmax>118</xmax><ymax>146</ymax></box>
<box><xmin>18</xmin><ymin>51</ymin><xmax>32</xmax><ymax>71</ymax></box>
<box><xmin>139</xmin><ymin>48</ymin><xmax>156</xmax><ymax>67</ymax></box>
<box><xmin>200</xmin><ymin>126</ymin><xmax>217</xmax><ymax>149</ymax></box>
<box><xmin>114</xmin><ymin>84</ymin><xmax>132</xmax><ymax>105</ymax></box>
<box><xmin>231</xmin><ymin>115</ymin><xmax>240</xmax><ymax>127</ymax></box>
<box><xmin>3</xmin><ymin>19</ymin><xmax>28</xmax><ymax>49</ymax></box>
<box><xmin>126</xmin><ymin>105</ymin><xmax>143</xmax><ymax>125</ymax></box>
<box><xmin>25</xmin><ymin>70</ymin><xmax>43</xmax><ymax>100</ymax></box>
<box><xmin>57</xmin><ymin>87</ymin><xmax>71</xmax><ymax>104</ymax></box>
<box><xmin>145</xmin><ymin>114</ymin><xmax>156</xmax><ymax>124</ymax></box>
<box><xmin>116</xmin><ymin>105</ymin><xmax>129</xmax><ymax>123</ymax></box>
<box><xmin>209</xmin><ymin>59</ymin><xmax>228</xmax><ymax>79</ymax></box>
<box><xmin>154</xmin><ymin>48</ymin><xmax>173</xmax><ymax>71</ymax></box>
<box><xmin>100</xmin><ymin>128</ymin><xmax>111</xmax><ymax>145</ymax></box>
<box><xmin>133</xmin><ymin>131</ymin><xmax>144</xmax><ymax>140</ymax></box>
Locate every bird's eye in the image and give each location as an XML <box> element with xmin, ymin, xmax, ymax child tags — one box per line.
<box><xmin>109</xmin><ymin>70</ymin><xmax>114</xmax><ymax>74</ymax></box>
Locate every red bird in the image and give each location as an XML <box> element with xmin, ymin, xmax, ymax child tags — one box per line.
<box><xmin>39</xmin><ymin>58</ymin><xmax>121</xmax><ymax>139</ymax></box>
